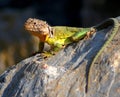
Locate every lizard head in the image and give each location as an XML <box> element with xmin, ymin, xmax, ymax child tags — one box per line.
<box><xmin>24</xmin><ymin>18</ymin><xmax>53</xmax><ymax>41</ymax></box>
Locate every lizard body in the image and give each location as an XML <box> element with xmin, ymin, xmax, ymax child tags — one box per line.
<box><xmin>87</xmin><ymin>18</ymin><xmax>120</xmax><ymax>92</ymax></box>
<box><xmin>25</xmin><ymin>18</ymin><xmax>95</xmax><ymax>52</ymax></box>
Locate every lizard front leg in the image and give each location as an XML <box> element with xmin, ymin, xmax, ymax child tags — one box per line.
<box><xmin>39</xmin><ymin>41</ymin><xmax>45</xmax><ymax>53</ymax></box>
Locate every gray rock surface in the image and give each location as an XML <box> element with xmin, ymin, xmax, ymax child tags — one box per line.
<box><xmin>0</xmin><ymin>17</ymin><xmax>120</xmax><ymax>97</ymax></box>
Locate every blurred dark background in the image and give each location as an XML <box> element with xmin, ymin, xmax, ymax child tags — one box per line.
<box><xmin>0</xmin><ymin>0</ymin><xmax>120</xmax><ymax>74</ymax></box>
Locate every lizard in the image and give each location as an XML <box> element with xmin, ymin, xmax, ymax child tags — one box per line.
<box><xmin>24</xmin><ymin>18</ymin><xmax>96</xmax><ymax>55</ymax></box>
<box><xmin>86</xmin><ymin>18</ymin><xmax>120</xmax><ymax>92</ymax></box>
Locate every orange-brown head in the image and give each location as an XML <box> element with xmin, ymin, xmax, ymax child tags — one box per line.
<box><xmin>24</xmin><ymin>18</ymin><xmax>52</xmax><ymax>42</ymax></box>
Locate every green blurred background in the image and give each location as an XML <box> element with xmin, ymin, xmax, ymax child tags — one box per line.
<box><xmin>0</xmin><ymin>0</ymin><xmax>119</xmax><ymax>74</ymax></box>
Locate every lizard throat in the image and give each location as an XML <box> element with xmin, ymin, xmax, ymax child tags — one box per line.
<box><xmin>38</xmin><ymin>35</ymin><xmax>47</xmax><ymax>42</ymax></box>
<box><xmin>29</xmin><ymin>31</ymin><xmax>48</xmax><ymax>42</ymax></box>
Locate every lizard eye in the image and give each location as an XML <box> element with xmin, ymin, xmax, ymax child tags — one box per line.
<box><xmin>34</xmin><ymin>22</ymin><xmax>36</xmax><ymax>25</ymax></box>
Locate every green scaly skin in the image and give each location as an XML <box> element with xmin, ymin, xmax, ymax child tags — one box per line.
<box><xmin>46</xmin><ymin>27</ymin><xmax>92</xmax><ymax>51</ymax></box>
<box><xmin>87</xmin><ymin>18</ymin><xmax>120</xmax><ymax>92</ymax></box>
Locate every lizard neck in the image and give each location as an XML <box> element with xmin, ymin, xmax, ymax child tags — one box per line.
<box><xmin>38</xmin><ymin>35</ymin><xmax>48</xmax><ymax>42</ymax></box>
<box><xmin>29</xmin><ymin>31</ymin><xmax>48</xmax><ymax>42</ymax></box>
